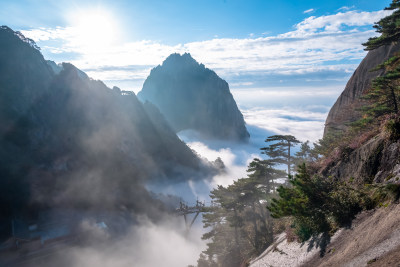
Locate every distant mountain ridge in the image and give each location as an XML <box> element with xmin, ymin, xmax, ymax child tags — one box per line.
<box><xmin>138</xmin><ymin>53</ymin><xmax>250</xmax><ymax>141</ymax></box>
<box><xmin>0</xmin><ymin>26</ymin><xmax>216</xmax><ymax>237</ymax></box>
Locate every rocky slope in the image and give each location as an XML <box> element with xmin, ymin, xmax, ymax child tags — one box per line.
<box><xmin>250</xmin><ymin>204</ymin><xmax>400</xmax><ymax>267</ymax></box>
<box><xmin>320</xmin><ymin>135</ymin><xmax>400</xmax><ymax>184</ymax></box>
<box><xmin>137</xmin><ymin>53</ymin><xmax>250</xmax><ymax>141</ymax></box>
<box><xmin>324</xmin><ymin>43</ymin><xmax>400</xmax><ymax>137</ymax></box>
<box><xmin>302</xmin><ymin>204</ymin><xmax>400</xmax><ymax>267</ymax></box>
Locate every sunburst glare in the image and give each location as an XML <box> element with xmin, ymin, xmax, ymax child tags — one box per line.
<box><xmin>68</xmin><ymin>8</ymin><xmax>120</xmax><ymax>51</ymax></box>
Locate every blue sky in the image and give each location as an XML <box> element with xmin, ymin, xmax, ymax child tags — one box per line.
<box><xmin>0</xmin><ymin>0</ymin><xmax>391</xmax><ymax>42</ymax></box>
<box><xmin>0</xmin><ymin>0</ymin><xmax>393</xmax><ymax>141</ymax></box>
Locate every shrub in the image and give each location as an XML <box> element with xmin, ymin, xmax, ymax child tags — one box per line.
<box><xmin>366</xmin><ymin>183</ymin><xmax>400</xmax><ymax>205</ymax></box>
<box><xmin>383</xmin><ymin>114</ymin><xmax>400</xmax><ymax>141</ymax></box>
<box><xmin>329</xmin><ymin>183</ymin><xmax>364</xmax><ymax>226</ymax></box>
<box><xmin>285</xmin><ymin>225</ymin><xmax>298</xmax><ymax>243</ymax></box>
<box><xmin>268</xmin><ymin>164</ymin><xmax>374</xmax><ymax>241</ymax></box>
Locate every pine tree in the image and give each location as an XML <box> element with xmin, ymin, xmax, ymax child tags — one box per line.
<box><xmin>363</xmin><ymin>0</ymin><xmax>400</xmax><ymax>51</ymax></box>
<box><xmin>268</xmin><ymin>164</ymin><xmax>333</xmax><ymax>240</ymax></box>
<box><xmin>261</xmin><ymin>135</ymin><xmax>300</xmax><ymax>178</ymax></box>
<box><xmin>199</xmin><ymin>158</ymin><xmax>282</xmax><ymax>266</ymax></box>
<box><xmin>294</xmin><ymin>140</ymin><xmax>315</xmax><ymax>163</ymax></box>
<box><xmin>363</xmin><ymin>71</ymin><xmax>400</xmax><ymax>117</ymax></box>
<box><xmin>268</xmin><ymin>164</ymin><xmax>365</xmax><ymax>241</ymax></box>
<box><xmin>201</xmin><ymin>185</ymin><xmax>244</xmax><ymax>266</ymax></box>
<box><xmin>247</xmin><ymin>158</ymin><xmax>285</xmax><ymax>193</ymax></box>
<box><xmin>358</xmin><ymin>0</ymin><xmax>400</xmax><ymax>124</ymax></box>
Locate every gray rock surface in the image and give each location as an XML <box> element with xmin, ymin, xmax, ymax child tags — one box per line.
<box><xmin>320</xmin><ymin>135</ymin><xmax>400</xmax><ymax>184</ymax></box>
<box><xmin>138</xmin><ymin>53</ymin><xmax>249</xmax><ymax>141</ymax></box>
<box><xmin>324</xmin><ymin>43</ymin><xmax>400</xmax><ymax>137</ymax></box>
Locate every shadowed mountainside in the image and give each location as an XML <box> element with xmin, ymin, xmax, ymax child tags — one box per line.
<box><xmin>138</xmin><ymin>53</ymin><xmax>250</xmax><ymax>141</ymax></box>
<box><xmin>0</xmin><ymin>26</ymin><xmax>216</xmax><ymax>238</ymax></box>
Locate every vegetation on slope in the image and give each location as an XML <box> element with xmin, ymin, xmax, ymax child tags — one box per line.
<box><xmin>197</xmin><ymin>2</ymin><xmax>400</xmax><ymax>266</ymax></box>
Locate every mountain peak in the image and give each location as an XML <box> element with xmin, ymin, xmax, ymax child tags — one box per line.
<box><xmin>0</xmin><ymin>25</ymin><xmax>40</xmax><ymax>51</ymax></box>
<box><xmin>138</xmin><ymin>53</ymin><xmax>250</xmax><ymax>141</ymax></box>
<box><xmin>163</xmin><ymin>52</ymin><xmax>195</xmax><ymax>63</ymax></box>
<box><xmin>158</xmin><ymin>52</ymin><xmax>205</xmax><ymax>72</ymax></box>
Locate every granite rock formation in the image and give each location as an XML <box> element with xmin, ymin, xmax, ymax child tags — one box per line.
<box><xmin>138</xmin><ymin>53</ymin><xmax>250</xmax><ymax>141</ymax></box>
<box><xmin>324</xmin><ymin>43</ymin><xmax>400</xmax><ymax>137</ymax></box>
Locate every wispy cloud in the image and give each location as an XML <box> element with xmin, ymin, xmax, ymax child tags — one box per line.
<box><xmin>290</xmin><ymin>10</ymin><xmax>389</xmax><ymax>35</ymax></box>
<box><xmin>21</xmin><ymin>9</ymin><xmax>390</xmax><ymax>90</ymax></box>
<box><xmin>303</xmin><ymin>8</ymin><xmax>315</xmax><ymax>14</ymax></box>
<box><xmin>337</xmin><ymin>6</ymin><xmax>356</xmax><ymax>12</ymax></box>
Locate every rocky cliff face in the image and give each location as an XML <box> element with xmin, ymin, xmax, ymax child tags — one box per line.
<box><xmin>320</xmin><ymin>135</ymin><xmax>400</xmax><ymax>184</ymax></box>
<box><xmin>138</xmin><ymin>53</ymin><xmax>250</xmax><ymax>141</ymax></box>
<box><xmin>324</xmin><ymin>43</ymin><xmax>400</xmax><ymax>137</ymax></box>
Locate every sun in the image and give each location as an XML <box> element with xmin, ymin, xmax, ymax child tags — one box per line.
<box><xmin>68</xmin><ymin>8</ymin><xmax>120</xmax><ymax>51</ymax></box>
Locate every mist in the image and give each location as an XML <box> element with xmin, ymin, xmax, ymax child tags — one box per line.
<box><xmin>16</xmin><ymin>215</ymin><xmax>204</xmax><ymax>267</ymax></box>
<box><xmin>0</xmin><ymin>25</ymin><xmax>323</xmax><ymax>267</ymax></box>
<box><xmin>0</xmin><ymin>32</ymin><xmax>217</xmax><ymax>266</ymax></box>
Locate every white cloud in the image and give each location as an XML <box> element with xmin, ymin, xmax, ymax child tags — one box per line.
<box><xmin>177</xmin><ymin>104</ymin><xmax>326</xmax><ymax>193</ymax></box>
<box><xmin>303</xmin><ymin>8</ymin><xmax>315</xmax><ymax>14</ymax></box>
<box><xmin>20</xmin><ymin>9</ymin><xmax>390</xmax><ymax>85</ymax></box>
<box><xmin>290</xmin><ymin>10</ymin><xmax>390</xmax><ymax>35</ymax></box>
<box><xmin>337</xmin><ymin>6</ymin><xmax>356</xmax><ymax>12</ymax></box>
<box><xmin>242</xmin><ymin>107</ymin><xmax>328</xmax><ymax>142</ymax></box>
<box><xmin>183</xmin><ymin>140</ymin><xmax>257</xmax><ymax>188</ymax></box>
<box><xmin>18</xmin><ymin>9</ymin><xmax>388</xmax><ymax>149</ymax></box>
<box><xmin>57</xmin><ymin>216</ymin><xmax>206</xmax><ymax>267</ymax></box>
<box><xmin>230</xmin><ymin>81</ymin><xmax>254</xmax><ymax>87</ymax></box>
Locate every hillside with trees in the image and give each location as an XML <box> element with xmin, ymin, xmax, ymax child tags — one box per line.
<box><xmin>196</xmin><ymin>2</ymin><xmax>400</xmax><ymax>266</ymax></box>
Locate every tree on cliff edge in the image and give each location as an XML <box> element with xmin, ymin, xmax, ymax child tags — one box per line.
<box><xmin>358</xmin><ymin>0</ymin><xmax>400</xmax><ymax>123</ymax></box>
<box><xmin>363</xmin><ymin>0</ymin><xmax>400</xmax><ymax>51</ymax></box>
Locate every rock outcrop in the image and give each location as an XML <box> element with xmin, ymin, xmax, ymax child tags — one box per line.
<box><xmin>324</xmin><ymin>43</ymin><xmax>400</xmax><ymax>137</ymax></box>
<box><xmin>138</xmin><ymin>53</ymin><xmax>250</xmax><ymax>141</ymax></box>
<box><xmin>320</xmin><ymin>135</ymin><xmax>400</xmax><ymax>184</ymax></box>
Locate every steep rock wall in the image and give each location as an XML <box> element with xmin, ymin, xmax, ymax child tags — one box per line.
<box><xmin>320</xmin><ymin>135</ymin><xmax>400</xmax><ymax>184</ymax></box>
<box><xmin>324</xmin><ymin>43</ymin><xmax>400</xmax><ymax>136</ymax></box>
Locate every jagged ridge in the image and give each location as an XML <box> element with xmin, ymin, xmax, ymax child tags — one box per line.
<box><xmin>138</xmin><ymin>53</ymin><xmax>250</xmax><ymax>141</ymax></box>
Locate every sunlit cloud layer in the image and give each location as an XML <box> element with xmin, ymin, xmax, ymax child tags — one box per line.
<box><xmin>242</xmin><ymin>107</ymin><xmax>328</xmax><ymax>142</ymax></box>
<box><xmin>21</xmin><ymin>9</ymin><xmax>390</xmax><ymax>91</ymax></box>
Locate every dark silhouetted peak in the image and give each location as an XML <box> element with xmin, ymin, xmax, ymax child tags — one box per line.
<box><xmin>138</xmin><ymin>53</ymin><xmax>250</xmax><ymax>141</ymax></box>
<box><xmin>0</xmin><ymin>25</ymin><xmax>53</xmax><ymax>126</ymax></box>
<box><xmin>0</xmin><ymin>25</ymin><xmax>40</xmax><ymax>51</ymax></box>
<box><xmin>0</xmin><ymin>28</ymin><xmax>215</xmax><ymax>225</ymax></box>
<box><xmin>112</xmin><ymin>86</ymin><xmax>122</xmax><ymax>94</ymax></box>
<box><xmin>160</xmin><ymin>52</ymin><xmax>201</xmax><ymax>70</ymax></box>
<box><xmin>60</xmin><ymin>62</ymin><xmax>89</xmax><ymax>80</ymax></box>
<box><xmin>46</xmin><ymin>60</ymin><xmax>63</xmax><ymax>74</ymax></box>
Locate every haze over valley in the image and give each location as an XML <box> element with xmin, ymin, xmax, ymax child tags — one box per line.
<box><xmin>1</xmin><ymin>1</ymin><xmax>400</xmax><ymax>267</ymax></box>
